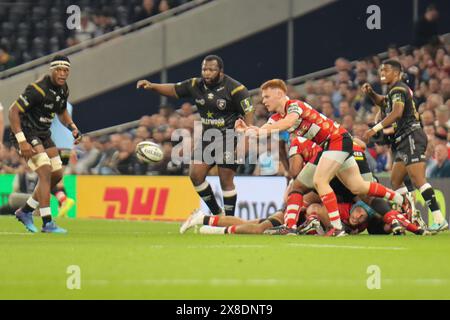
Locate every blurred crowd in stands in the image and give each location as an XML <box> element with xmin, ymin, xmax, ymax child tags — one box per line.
<box><xmin>1</xmin><ymin>4</ymin><xmax>450</xmax><ymax>178</ymax></box>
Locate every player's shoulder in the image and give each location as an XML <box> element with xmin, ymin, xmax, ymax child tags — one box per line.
<box><xmin>26</xmin><ymin>75</ymin><xmax>49</xmax><ymax>97</ymax></box>
<box><xmin>388</xmin><ymin>81</ymin><xmax>411</xmax><ymax>96</ymax></box>
<box><xmin>224</xmin><ymin>75</ymin><xmax>247</xmax><ymax>95</ymax></box>
<box><xmin>268</xmin><ymin>113</ymin><xmax>283</xmax><ymax>123</ymax></box>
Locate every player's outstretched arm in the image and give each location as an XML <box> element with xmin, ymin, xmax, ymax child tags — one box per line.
<box><xmin>136</xmin><ymin>80</ymin><xmax>178</xmax><ymax>98</ymax></box>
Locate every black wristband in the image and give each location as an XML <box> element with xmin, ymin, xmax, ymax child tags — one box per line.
<box><xmin>66</xmin><ymin>123</ymin><xmax>76</xmax><ymax>131</ymax></box>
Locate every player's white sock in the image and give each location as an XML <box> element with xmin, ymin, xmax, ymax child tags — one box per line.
<box><xmin>395</xmin><ymin>187</ymin><xmax>408</xmax><ymax>195</ymax></box>
<box><xmin>199</xmin><ymin>226</ymin><xmax>226</xmax><ymax>234</ymax></box>
<box><xmin>40</xmin><ymin>207</ymin><xmax>52</xmax><ymax>217</ymax></box>
<box><xmin>431</xmin><ymin>210</ymin><xmax>444</xmax><ymax>224</ymax></box>
<box><xmin>329</xmin><ymin>211</ymin><xmax>343</xmax><ymax>229</ymax></box>
<box><xmin>26</xmin><ymin>197</ymin><xmax>39</xmax><ymax>209</ymax></box>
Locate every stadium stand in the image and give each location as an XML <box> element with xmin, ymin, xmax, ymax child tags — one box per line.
<box><xmin>0</xmin><ymin>0</ymin><xmax>197</xmax><ymax>70</ymax></box>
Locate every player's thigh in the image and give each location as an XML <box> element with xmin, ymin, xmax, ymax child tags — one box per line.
<box><xmin>336</xmin><ymin>157</ymin><xmax>367</xmax><ymax>193</ymax></box>
<box><xmin>405</xmin><ymin>162</ymin><xmax>427</xmax><ymax>187</ymax></box>
<box><xmin>313</xmin><ymin>154</ymin><xmax>345</xmax><ymax>185</ymax></box>
<box><xmin>390</xmin><ymin>161</ymin><xmax>408</xmax><ymax>190</ymax></box>
<box><xmin>189</xmin><ymin>162</ymin><xmax>213</xmax><ymax>185</ymax></box>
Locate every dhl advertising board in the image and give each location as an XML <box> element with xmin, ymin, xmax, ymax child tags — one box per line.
<box><xmin>76</xmin><ymin>176</ymin><xmax>200</xmax><ymax>221</ymax></box>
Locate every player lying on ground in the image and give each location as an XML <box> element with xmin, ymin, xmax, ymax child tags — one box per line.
<box><xmin>235</xmin><ymin>79</ymin><xmax>411</xmax><ymax>237</ymax></box>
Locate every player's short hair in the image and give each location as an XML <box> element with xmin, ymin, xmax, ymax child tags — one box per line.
<box><xmin>203</xmin><ymin>55</ymin><xmax>224</xmax><ymax>71</ymax></box>
<box><xmin>260</xmin><ymin>79</ymin><xmax>288</xmax><ymax>93</ymax></box>
<box><xmin>382</xmin><ymin>59</ymin><xmax>403</xmax><ymax>72</ymax></box>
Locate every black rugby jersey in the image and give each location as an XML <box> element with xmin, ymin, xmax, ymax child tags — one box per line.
<box><xmin>174</xmin><ymin>75</ymin><xmax>253</xmax><ymax>131</ymax></box>
<box><xmin>381</xmin><ymin>81</ymin><xmax>421</xmax><ymax>141</ymax></box>
<box><xmin>14</xmin><ymin>75</ymin><xmax>69</xmax><ymax>134</ymax></box>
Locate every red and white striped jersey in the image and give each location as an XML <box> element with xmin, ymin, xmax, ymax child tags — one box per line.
<box><xmin>288</xmin><ymin>136</ymin><xmax>322</xmax><ymax>163</ymax></box>
<box><xmin>268</xmin><ymin>99</ymin><xmax>347</xmax><ymax>145</ymax></box>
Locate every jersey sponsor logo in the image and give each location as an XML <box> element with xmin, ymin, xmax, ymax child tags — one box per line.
<box><xmin>195</xmin><ymin>99</ymin><xmax>206</xmax><ymax>106</ymax></box>
<box><xmin>39</xmin><ymin>116</ymin><xmax>54</xmax><ymax>123</ymax></box>
<box><xmin>207</xmin><ymin>93</ymin><xmax>214</xmax><ymax>100</ymax></box>
<box><xmin>217</xmin><ymin>99</ymin><xmax>227</xmax><ymax>110</ymax></box>
<box><xmin>201</xmin><ymin>117</ymin><xmax>225</xmax><ymax>127</ymax></box>
<box><xmin>56</xmin><ymin>96</ymin><xmax>61</xmax><ymax>102</ymax></box>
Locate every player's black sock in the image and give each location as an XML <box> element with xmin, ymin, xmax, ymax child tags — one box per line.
<box><xmin>404</xmin><ymin>176</ymin><xmax>415</xmax><ymax>192</ymax></box>
<box><xmin>203</xmin><ymin>216</ymin><xmax>211</xmax><ymax>225</ymax></box>
<box><xmin>42</xmin><ymin>215</ymin><xmax>52</xmax><ymax>225</ymax></box>
<box><xmin>22</xmin><ymin>203</ymin><xmax>35</xmax><ymax>213</ymax></box>
<box><xmin>420</xmin><ymin>184</ymin><xmax>440</xmax><ymax>213</ymax></box>
<box><xmin>223</xmin><ymin>189</ymin><xmax>237</xmax><ymax>216</ymax></box>
<box><xmin>370</xmin><ymin>198</ymin><xmax>392</xmax><ymax>215</ymax></box>
<box><xmin>194</xmin><ymin>182</ymin><xmax>222</xmax><ymax>215</ymax></box>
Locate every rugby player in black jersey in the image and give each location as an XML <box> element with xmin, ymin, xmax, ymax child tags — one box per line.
<box><xmin>362</xmin><ymin>59</ymin><xmax>447</xmax><ymax>232</ymax></box>
<box><xmin>137</xmin><ymin>55</ymin><xmax>254</xmax><ymax>217</ymax></box>
<box><xmin>9</xmin><ymin>55</ymin><xmax>81</xmax><ymax>233</ymax></box>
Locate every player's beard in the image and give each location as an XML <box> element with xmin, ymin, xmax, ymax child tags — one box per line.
<box><xmin>203</xmin><ymin>74</ymin><xmax>222</xmax><ymax>88</ymax></box>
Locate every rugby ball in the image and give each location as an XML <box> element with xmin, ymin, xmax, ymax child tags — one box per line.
<box><xmin>136</xmin><ymin>141</ymin><xmax>164</xmax><ymax>164</ymax></box>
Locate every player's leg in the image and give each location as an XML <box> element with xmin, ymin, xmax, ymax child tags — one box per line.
<box><xmin>180</xmin><ymin>208</ymin><xmax>247</xmax><ymax>234</ymax></box>
<box><xmin>406</xmin><ymin>161</ymin><xmax>448</xmax><ymax>231</ymax></box>
<box><xmin>336</xmin><ymin>158</ymin><xmax>405</xmax><ymax>207</ymax></box>
<box><xmin>209</xmin><ymin>211</ymin><xmax>284</xmax><ymax>234</ymax></box>
<box><xmin>189</xmin><ymin>162</ymin><xmax>223</xmax><ymax>215</ymax></box>
<box><xmin>218</xmin><ymin>165</ymin><xmax>238</xmax><ymax>216</ymax></box>
<box><xmin>313</xmin><ymin>152</ymin><xmax>347</xmax><ymax>232</ymax></box>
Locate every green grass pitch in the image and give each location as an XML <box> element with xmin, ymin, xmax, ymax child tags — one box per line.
<box><xmin>0</xmin><ymin>216</ymin><xmax>449</xmax><ymax>300</ymax></box>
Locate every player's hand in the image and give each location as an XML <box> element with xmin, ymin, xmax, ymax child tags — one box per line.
<box><xmin>234</xmin><ymin>119</ymin><xmax>248</xmax><ymax>132</ymax></box>
<box><xmin>72</xmin><ymin>128</ymin><xmax>82</xmax><ymax>145</ymax></box>
<box><xmin>137</xmin><ymin>80</ymin><xmax>152</xmax><ymax>90</ymax></box>
<box><xmin>19</xmin><ymin>141</ymin><xmax>36</xmax><ymax>160</ymax></box>
<box><xmin>361</xmin><ymin>83</ymin><xmax>373</xmax><ymax>95</ymax></box>
<box><xmin>363</xmin><ymin>128</ymin><xmax>376</xmax><ymax>142</ymax></box>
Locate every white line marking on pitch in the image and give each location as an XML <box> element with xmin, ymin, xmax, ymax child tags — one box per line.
<box><xmin>0</xmin><ymin>232</ymin><xmax>34</xmax><ymax>236</ymax></box>
<box><xmin>287</xmin><ymin>243</ymin><xmax>407</xmax><ymax>250</ymax></box>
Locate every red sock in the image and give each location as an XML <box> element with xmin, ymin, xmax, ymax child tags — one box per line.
<box><xmin>208</xmin><ymin>216</ymin><xmax>220</xmax><ymax>226</ymax></box>
<box><xmin>368</xmin><ymin>182</ymin><xmax>401</xmax><ymax>204</ymax></box>
<box><xmin>320</xmin><ymin>192</ymin><xmax>341</xmax><ymax>228</ymax></box>
<box><xmin>55</xmin><ymin>191</ymin><xmax>67</xmax><ymax>206</ymax></box>
<box><xmin>383</xmin><ymin>211</ymin><xmax>419</xmax><ymax>233</ymax></box>
<box><xmin>284</xmin><ymin>192</ymin><xmax>303</xmax><ymax>228</ymax></box>
<box><xmin>226</xmin><ymin>225</ymin><xmax>237</xmax><ymax>234</ymax></box>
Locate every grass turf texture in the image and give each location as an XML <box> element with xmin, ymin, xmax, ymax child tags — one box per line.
<box><xmin>0</xmin><ymin>216</ymin><xmax>449</xmax><ymax>300</ymax></box>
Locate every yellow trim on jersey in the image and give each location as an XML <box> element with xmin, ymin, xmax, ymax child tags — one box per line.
<box><xmin>231</xmin><ymin>85</ymin><xmax>245</xmax><ymax>96</ymax></box>
<box><xmin>31</xmin><ymin>83</ymin><xmax>46</xmax><ymax>97</ymax></box>
<box><xmin>14</xmin><ymin>101</ymin><xmax>25</xmax><ymax>112</ymax></box>
<box><xmin>354</xmin><ymin>156</ymin><xmax>364</xmax><ymax>161</ymax></box>
<box><xmin>191</xmin><ymin>78</ymin><xmax>197</xmax><ymax>87</ymax></box>
<box><xmin>389</xmin><ymin>86</ymin><xmax>408</xmax><ymax>94</ymax></box>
